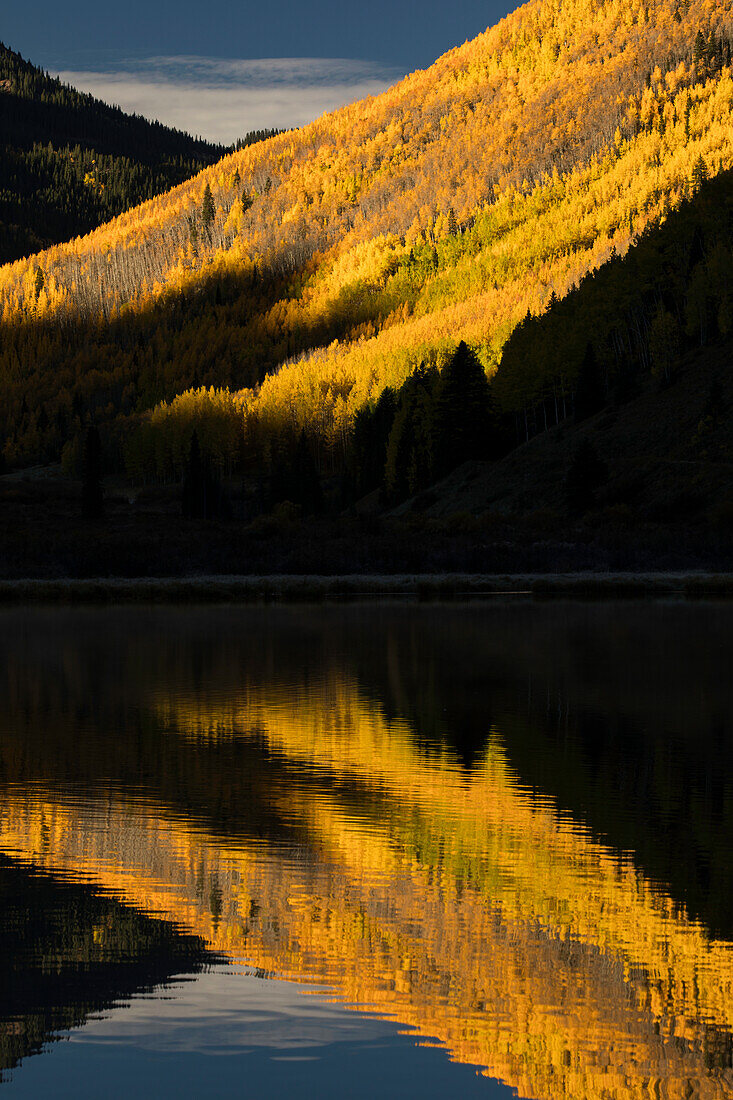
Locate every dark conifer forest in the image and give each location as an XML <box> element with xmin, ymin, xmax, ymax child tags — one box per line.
<box><xmin>0</xmin><ymin>43</ymin><xmax>229</xmax><ymax>263</ymax></box>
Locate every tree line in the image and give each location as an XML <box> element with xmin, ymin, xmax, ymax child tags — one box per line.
<box><xmin>496</xmin><ymin>163</ymin><xmax>733</xmax><ymax>440</ymax></box>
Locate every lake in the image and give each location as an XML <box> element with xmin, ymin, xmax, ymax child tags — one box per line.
<box><xmin>1</xmin><ymin>600</ymin><xmax>732</xmax><ymax>1099</ymax></box>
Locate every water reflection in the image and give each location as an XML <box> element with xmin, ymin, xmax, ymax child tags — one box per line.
<box><xmin>1</xmin><ymin>602</ymin><xmax>733</xmax><ymax>1098</ymax></box>
<box><xmin>0</xmin><ymin>855</ymin><xmax>213</xmax><ymax>1082</ymax></box>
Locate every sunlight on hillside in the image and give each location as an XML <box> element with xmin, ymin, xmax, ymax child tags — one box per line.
<box><xmin>0</xmin><ymin>0</ymin><xmax>731</xmax><ymax>469</ymax></box>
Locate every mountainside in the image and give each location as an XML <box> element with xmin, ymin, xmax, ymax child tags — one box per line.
<box><xmin>396</xmin><ymin>338</ymin><xmax>733</xmax><ymax>524</ymax></box>
<box><xmin>0</xmin><ymin>43</ymin><xmax>229</xmax><ymax>264</ymax></box>
<box><xmin>0</xmin><ymin>0</ymin><xmax>731</xmax><ymax>479</ymax></box>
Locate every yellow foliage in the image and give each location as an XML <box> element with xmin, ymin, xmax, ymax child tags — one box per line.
<box><xmin>1</xmin><ymin>0</ymin><xmax>733</xmax><ymax>462</ymax></box>
<box><xmin>3</xmin><ymin>675</ymin><xmax>733</xmax><ymax>1100</ymax></box>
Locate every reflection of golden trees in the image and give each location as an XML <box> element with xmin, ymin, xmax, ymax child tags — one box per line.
<box><xmin>2</xmin><ymin>676</ymin><xmax>733</xmax><ymax>1098</ymax></box>
<box><xmin>2</xmin><ymin>0</ymin><xmax>733</xmax><ymax>467</ymax></box>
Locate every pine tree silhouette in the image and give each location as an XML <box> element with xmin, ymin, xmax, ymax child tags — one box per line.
<box><xmin>433</xmin><ymin>341</ymin><xmax>492</xmax><ymax>478</ymax></box>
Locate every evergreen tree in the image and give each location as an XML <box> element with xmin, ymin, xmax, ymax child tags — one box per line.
<box><xmin>347</xmin><ymin>387</ymin><xmax>397</xmax><ymax>500</ymax></box>
<box><xmin>707</xmin><ymin>29</ymin><xmax>719</xmax><ymax>71</ymax></box>
<box><xmin>81</xmin><ymin>425</ymin><xmax>104</xmax><ymax>519</ymax></box>
<box><xmin>693</xmin><ymin>29</ymin><xmax>707</xmax><ymax>68</ymax></box>
<box><xmin>201</xmin><ymin>183</ymin><xmax>215</xmax><ymax>239</ymax></box>
<box><xmin>432</xmin><ymin>341</ymin><xmax>492</xmax><ymax>478</ymax></box>
<box><xmin>692</xmin><ymin>155</ymin><xmax>708</xmax><ymax>190</ymax></box>
<box><xmin>384</xmin><ymin>364</ymin><xmax>438</xmax><ymax>503</ymax></box>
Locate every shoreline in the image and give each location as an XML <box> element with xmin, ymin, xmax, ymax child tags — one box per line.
<box><xmin>0</xmin><ymin>571</ymin><xmax>732</xmax><ymax>603</ymax></box>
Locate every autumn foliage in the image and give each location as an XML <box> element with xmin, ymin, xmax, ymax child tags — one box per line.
<box><xmin>1</xmin><ymin>0</ymin><xmax>733</xmax><ymax>476</ymax></box>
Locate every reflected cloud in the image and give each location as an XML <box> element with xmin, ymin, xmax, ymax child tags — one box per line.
<box><xmin>73</xmin><ymin>967</ymin><xmax>397</xmax><ymax>1056</ymax></box>
<box><xmin>50</xmin><ymin>56</ymin><xmax>403</xmax><ymax>143</ymax></box>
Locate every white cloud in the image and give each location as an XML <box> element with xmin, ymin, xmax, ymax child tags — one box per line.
<box><xmin>51</xmin><ymin>56</ymin><xmax>402</xmax><ymax>144</ymax></box>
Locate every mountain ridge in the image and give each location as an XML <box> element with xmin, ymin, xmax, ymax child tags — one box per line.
<box><xmin>0</xmin><ymin>41</ymin><xmax>230</xmax><ymax>264</ymax></box>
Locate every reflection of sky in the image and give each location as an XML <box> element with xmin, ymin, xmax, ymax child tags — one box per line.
<box><xmin>3</xmin><ymin>965</ymin><xmax>513</xmax><ymax>1098</ymax></box>
<box><xmin>47</xmin><ymin>55</ymin><xmax>403</xmax><ymax>143</ymax></box>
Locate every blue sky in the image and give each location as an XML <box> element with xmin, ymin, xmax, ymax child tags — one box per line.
<box><xmin>4</xmin><ymin>0</ymin><xmax>516</xmax><ymax>142</ymax></box>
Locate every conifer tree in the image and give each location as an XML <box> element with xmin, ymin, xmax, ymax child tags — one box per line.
<box><xmin>692</xmin><ymin>155</ymin><xmax>708</xmax><ymax>190</ymax></box>
<box><xmin>201</xmin><ymin>183</ymin><xmax>215</xmax><ymax>240</ymax></box>
<box><xmin>384</xmin><ymin>364</ymin><xmax>438</xmax><ymax>503</ymax></box>
<box><xmin>707</xmin><ymin>29</ymin><xmax>719</xmax><ymax>71</ymax></box>
<box><xmin>432</xmin><ymin>342</ymin><xmax>492</xmax><ymax>478</ymax></box>
<box><xmin>347</xmin><ymin>387</ymin><xmax>397</xmax><ymax>500</ymax></box>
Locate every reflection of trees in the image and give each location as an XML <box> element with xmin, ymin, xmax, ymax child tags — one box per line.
<box><xmin>2</xmin><ymin>604</ymin><xmax>733</xmax><ymax>1096</ymax></box>
<box><xmin>0</xmin><ymin>856</ymin><xmax>212</xmax><ymax>1079</ymax></box>
<box><xmin>2</xmin><ymin>603</ymin><xmax>733</xmax><ymax>931</ymax></box>
<box><xmin>3</xmin><ymin>723</ymin><xmax>733</xmax><ymax>1100</ymax></box>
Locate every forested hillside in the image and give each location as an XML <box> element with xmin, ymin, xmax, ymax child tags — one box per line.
<box><xmin>0</xmin><ymin>0</ymin><xmax>732</xmax><ymax>482</ymax></box>
<box><xmin>0</xmin><ymin>43</ymin><xmax>230</xmax><ymax>263</ymax></box>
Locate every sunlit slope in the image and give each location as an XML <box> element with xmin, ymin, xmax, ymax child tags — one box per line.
<box><xmin>0</xmin><ymin>0</ymin><xmax>731</xmax><ymax>463</ymax></box>
<box><xmin>4</xmin><ymin>682</ymin><xmax>733</xmax><ymax>1098</ymax></box>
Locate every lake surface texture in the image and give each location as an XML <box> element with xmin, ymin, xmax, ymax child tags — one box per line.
<box><xmin>1</xmin><ymin>601</ymin><xmax>732</xmax><ymax>1099</ymax></box>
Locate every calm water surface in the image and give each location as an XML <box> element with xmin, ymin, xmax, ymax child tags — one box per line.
<box><xmin>1</xmin><ymin>600</ymin><xmax>733</xmax><ymax>1099</ymax></box>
